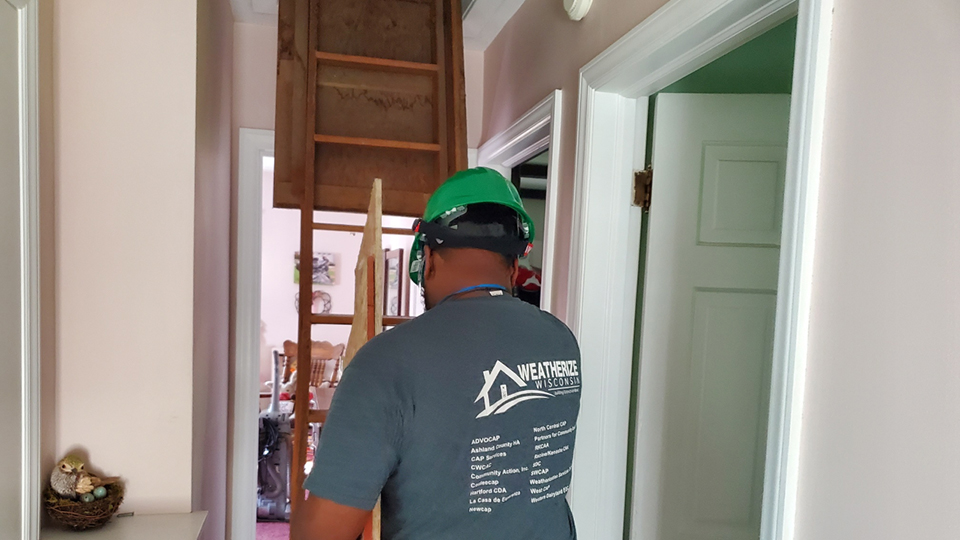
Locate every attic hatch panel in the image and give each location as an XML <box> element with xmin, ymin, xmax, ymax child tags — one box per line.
<box><xmin>273</xmin><ymin>0</ymin><xmax>465</xmax><ymax>218</ymax></box>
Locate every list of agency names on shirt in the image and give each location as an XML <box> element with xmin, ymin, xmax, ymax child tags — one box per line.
<box><xmin>468</xmin><ymin>421</ymin><xmax>578</xmax><ymax>513</ymax></box>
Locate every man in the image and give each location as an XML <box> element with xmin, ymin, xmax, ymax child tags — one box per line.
<box><xmin>293</xmin><ymin>168</ymin><xmax>582</xmax><ymax>540</ymax></box>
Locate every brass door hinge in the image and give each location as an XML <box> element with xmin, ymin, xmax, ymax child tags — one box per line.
<box><xmin>634</xmin><ymin>167</ymin><xmax>653</xmax><ymax>211</ymax></box>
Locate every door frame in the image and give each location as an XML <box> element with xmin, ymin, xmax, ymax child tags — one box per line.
<box><xmin>477</xmin><ymin>90</ymin><xmax>562</xmax><ymax>313</ymax></box>
<box><xmin>231</xmin><ymin>127</ymin><xmax>273</xmax><ymax>540</ymax></box>
<box><xmin>565</xmin><ymin>1</ymin><xmax>834</xmax><ymax>539</ymax></box>
<box><xmin>9</xmin><ymin>0</ymin><xmax>41</xmax><ymax>538</ymax></box>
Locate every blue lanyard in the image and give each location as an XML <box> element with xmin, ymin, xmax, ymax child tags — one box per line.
<box><xmin>438</xmin><ymin>284</ymin><xmax>508</xmax><ymax>306</ymax></box>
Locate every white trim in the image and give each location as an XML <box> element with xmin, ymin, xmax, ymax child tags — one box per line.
<box><xmin>581</xmin><ymin>0</ymin><xmax>796</xmax><ymax>96</ymax></box>
<box><xmin>477</xmin><ymin>90</ymin><xmax>562</xmax><ymax>313</ymax></box>
<box><xmin>230</xmin><ymin>128</ymin><xmax>273</xmax><ymax>540</ymax></box>
<box><xmin>566</xmin><ymin>1</ymin><xmax>833</xmax><ymax>539</ymax></box>
<box><xmin>566</xmin><ymin>89</ymin><xmax>644</xmax><ymax>537</ymax></box>
<box><xmin>15</xmin><ymin>0</ymin><xmax>41</xmax><ymax>538</ymax></box>
<box><xmin>762</xmin><ymin>1</ymin><xmax>832</xmax><ymax>538</ymax></box>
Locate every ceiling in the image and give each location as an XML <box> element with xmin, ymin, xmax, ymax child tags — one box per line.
<box><xmin>462</xmin><ymin>0</ymin><xmax>526</xmax><ymax>51</ymax></box>
<box><xmin>230</xmin><ymin>0</ymin><xmax>525</xmax><ymax>51</ymax></box>
<box><xmin>230</xmin><ymin>0</ymin><xmax>278</xmax><ymax>26</ymax></box>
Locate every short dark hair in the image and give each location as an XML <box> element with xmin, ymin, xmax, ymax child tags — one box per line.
<box><xmin>433</xmin><ymin>203</ymin><xmax>521</xmax><ymax>267</ymax></box>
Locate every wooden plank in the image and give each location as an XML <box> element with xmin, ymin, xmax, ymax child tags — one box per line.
<box><xmin>311</xmin><ymin>314</ymin><xmax>413</xmax><ymax>326</ymax></box>
<box><xmin>344</xmin><ymin>181</ymin><xmax>383</xmax><ymax>366</ymax></box>
<box><xmin>290</xmin><ymin>0</ymin><xmax>321</xmax><ymax>525</ymax></box>
<box><xmin>365</xmin><ymin>258</ymin><xmax>383</xmax><ymax>540</ymax></box>
<box><xmin>315</xmin><ymin>134</ymin><xmax>441</xmax><ymax>152</ymax></box>
<box><xmin>433</xmin><ymin>0</ymin><xmax>448</xmax><ymax>183</ymax></box>
<box><xmin>275</xmin><ymin>0</ymin><xmax>310</xmax><ymax>205</ymax></box>
<box><xmin>312</xmin><ymin>222</ymin><xmax>415</xmax><ymax>236</ymax></box>
<box><xmin>276</xmin><ymin>181</ymin><xmax>432</xmax><ymax>218</ymax></box>
<box><xmin>366</xmin><ymin>254</ymin><xmax>377</xmax><ymax>341</ymax></box>
<box><xmin>444</xmin><ymin>0</ymin><xmax>468</xmax><ymax>173</ymax></box>
<box><xmin>316</xmin><ymin>50</ymin><xmax>439</xmax><ymax>74</ymax></box>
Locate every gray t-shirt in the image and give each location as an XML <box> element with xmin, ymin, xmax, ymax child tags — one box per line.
<box><xmin>304</xmin><ymin>294</ymin><xmax>582</xmax><ymax>540</ymax></box>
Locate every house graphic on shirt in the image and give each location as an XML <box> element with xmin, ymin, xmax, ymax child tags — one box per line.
<box><xmin>474</xmin><ymin>360</ymin><xmax>554</xmax><ymax>418</ymax></box>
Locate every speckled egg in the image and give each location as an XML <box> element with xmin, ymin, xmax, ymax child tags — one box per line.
<box><xmin>80</xmin><ymin>493</ymin><xmax>96</xmax><ymax>503</ymax></box>
<box><xmin>93</xmin><ymin>486</ymin><xmax>107</xmax><ymax>499</ymax></box>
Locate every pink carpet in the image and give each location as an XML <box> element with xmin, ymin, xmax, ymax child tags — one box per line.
<box><xmin>257</xmin><ymin>521</ymin><xmax>290</xmax><ymax>540</ymax></box>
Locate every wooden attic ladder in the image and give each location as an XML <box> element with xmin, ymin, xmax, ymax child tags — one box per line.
<box><xmin>292</xmin><ymin>179</ymin><xmax>407</xmax><ymax>539</ymax></box>
<box><xmin>276</xmin><ymin>1</ymin><xmax>468</xmax><ymax>538</ymax></box>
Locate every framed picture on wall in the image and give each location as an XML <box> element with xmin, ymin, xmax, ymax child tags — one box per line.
<box><xmin>383</xmin><ymin>248</ymin><xmax>404</xmax><ymax>317</ymax></box>
<box><xmin>294</xmin><ymin>252</ymin><xmax>338</xmax><ymax>286</ymax></box>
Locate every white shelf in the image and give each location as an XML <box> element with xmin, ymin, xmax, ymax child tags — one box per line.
<box><xmin>42</xmin><ymin>512</ymin><xmax>207</xmax><ymax>540</ymax></box>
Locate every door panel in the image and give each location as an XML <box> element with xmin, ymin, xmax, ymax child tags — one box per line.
<box><xmin>699</xmin><ymin>144</ymin><xmax>786</xmax><ymax>247</ymax></box>
<box><xmin>683</xmin><ymin>290</ymin><xmax>774</xmax><ymax>534</ymax></box>
<box><xmin>632</xmin><ymin>94</ymin><xmax>790</xmax><ymax>540</ymax></box>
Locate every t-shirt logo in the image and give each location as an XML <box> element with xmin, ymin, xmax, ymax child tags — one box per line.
<box><xmin>474</xmin><ymin>360</ymin><xmax>581</xmax><ymax>419</ymax></box>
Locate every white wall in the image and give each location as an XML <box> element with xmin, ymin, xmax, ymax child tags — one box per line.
<box><xmin>259</xmin><ymin>160</ymin><xmax>420</xmax><ymax>387</ymax></box>
<box><xmin>1</xmin><ymin>2</ymin><xmax>23</xmax><ymax>532</ymax></box>
<box><xmin>52</xmin><ymin>0</ymin><xmax>198</xmax><ymax>514</ymax></box>
<box><xmin>795</xmin><ymin>1</ymin><xmax>960</xmax><ymax>538</ymax></box>
<box><xmin>465</xmin><ymin>49</ymin><xmax>485</xmax><ymax>149</ymax></box>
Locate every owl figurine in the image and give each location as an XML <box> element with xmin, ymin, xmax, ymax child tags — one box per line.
<box><xmin>50</xmin><ymin>455</ymin><xmax>119</xmax><ymax>500</ymax></box>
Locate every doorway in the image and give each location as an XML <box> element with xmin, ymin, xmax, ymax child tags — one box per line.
<box><xmin>564</xmin><ymin>1</ymin><xmax>834</xmax><ymax>539</ymax></box>
<box><xmin>627</xmin><ymin>18</ymin><xmax>796</xmax><ymax>540</ymax></box>
<box><xmin>477</xmin><ymin>90</ymin><xmax>562</xmax><ymax>314</ymax></box>
<box><xmin>234</xmin><ymin>129</ymin><xmax>428</xmax><ymax>540</ymax></box>
<box><xmin>512</xmin><ymin>150</ymin><xmax>549</xmax><ymax>308</ymax></box>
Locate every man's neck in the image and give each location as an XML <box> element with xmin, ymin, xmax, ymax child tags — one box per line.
<box><xmin>427</xmin><ymin>276</ymin><xmax>512</xmax><ymax>309</ymax></box>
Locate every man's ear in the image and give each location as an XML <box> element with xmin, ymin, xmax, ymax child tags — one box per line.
<box><xmin>509</xmin><ymin>258</ymin><xmax>520</xmax><ymax>287</ymax></box>
<box><xmin>423</xmin><ymin>246</ymin><xmax>436</xmax><ymax>281</ymax></box>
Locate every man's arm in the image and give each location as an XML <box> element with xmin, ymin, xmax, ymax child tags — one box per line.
<box><xmin>291</xmin><ymin>495</ymin><xmax>370</xmax><ymax>540</ymax></box>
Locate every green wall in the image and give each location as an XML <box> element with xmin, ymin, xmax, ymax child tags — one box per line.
<box><xmin>661</xmin><ymin>16</ymin><xmax>797</xmax><ymax>94</ymax></box>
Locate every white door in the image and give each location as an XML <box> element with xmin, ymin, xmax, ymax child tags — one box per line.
<box><xmin>631</xmin><ymin>94</ymin><xmax>790</xmax><ymax>540</ymax></box>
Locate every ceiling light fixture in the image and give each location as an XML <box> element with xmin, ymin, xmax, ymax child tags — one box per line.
<box><xmin>564</xmin><ymin>0</ymin><xmax>592</xmax><ymax>21</ymax></box>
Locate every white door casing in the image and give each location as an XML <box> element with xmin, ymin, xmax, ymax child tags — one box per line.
<box><xmin>231</xmin><ymin>128</ymin><xmax>273</xmax><ymax>540</ymax></box>
<box><xmin>3</xmin><ymin>0</ymin><xmax>41</xmax><ymax>538</ymax></box>
<box><xmin>634</xmin><ymin>94</ymin><xmax>789</xmax><ymax>540</ymax></box>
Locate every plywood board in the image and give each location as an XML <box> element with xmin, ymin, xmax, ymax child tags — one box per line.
<box><xmin>344</xmin><ymin>179</ymin><xmax>383</xmax><ymax>366</ymax></box>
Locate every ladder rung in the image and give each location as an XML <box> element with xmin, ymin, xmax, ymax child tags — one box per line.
<box><xmin>315</xmin><ymin>51</ymin><xmax>439</xmax><ymax>75</ymax></box>
<box><xmin>315</xmin><ymin>134</ymin><xmax>441</xmax><ymax>152</ymax></box>
<box><xmin>313</xmin><ymin>222</ymin><xmax>415</xmax><ymax>236</ymax></box>
<box><xmin>312</xmin><ymin>314</ymin><xmax>415</xmax><ymax>326</ymax></box>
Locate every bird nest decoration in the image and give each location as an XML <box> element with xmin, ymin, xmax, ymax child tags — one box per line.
<box><xmin>43</xmin><ymin>483</ymin><xmax>124</xmax><ymax>531</ymax></box>
<box><xmin>44</xmin><ymin>455</ymin><xmax>124</xmax><ymax>531</ymax></box>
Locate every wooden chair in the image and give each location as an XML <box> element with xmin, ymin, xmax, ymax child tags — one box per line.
<box><xmin>281</xmin><ymin>339</ymin><xmax>346</xmax><ymax>409</ymax></box>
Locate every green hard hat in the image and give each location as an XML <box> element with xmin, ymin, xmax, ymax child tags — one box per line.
<box><xmin>409</xmin><ymin>167</ymin><xmax>536</xmax><ymax>285</ymax></box>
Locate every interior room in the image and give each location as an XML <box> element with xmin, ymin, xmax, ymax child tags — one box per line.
<box><xmin>6</xmin><ymin>1</ymin><xmax>959</xmax><ymax>540</ymax></box>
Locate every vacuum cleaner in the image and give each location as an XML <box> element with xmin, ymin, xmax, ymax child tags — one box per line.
<box><xmin>257</xmin><ymin>350</ymin><xmax>292</xmax><ymax>521</ymax></box>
